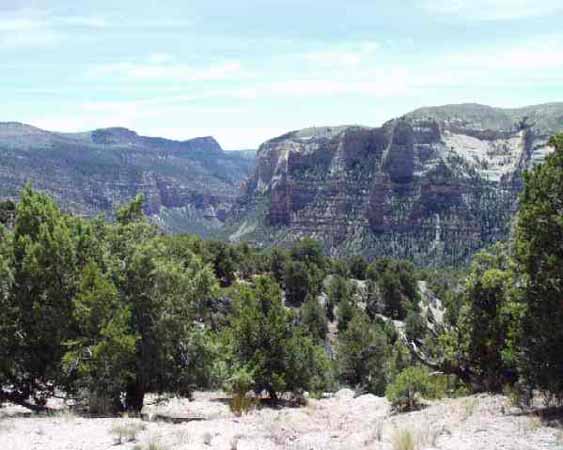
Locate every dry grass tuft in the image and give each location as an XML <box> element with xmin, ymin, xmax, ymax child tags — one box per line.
<box><xmin>229</xmin><ymin>393</ymin><xmax>257</xmax><ymax>417</ymax></box>
<box><xmin>132</xmin><ymin>438</ymin><xmax>168</xmax><ymax>450</ymax></box>
<box><xmin>391</xmin><ymin>427</ymin><xmax>417</xmax><ymax>450</ymax></box>
<box><xmin>110</xmin><ymin>420</ymin><xmax>146</xmax><ymax>444</ymax></box>
<box><xmin>146</xmin><ymin>440</ymin><xmax>167</xmax><ymax>450</ymax></box>
<box><xmin>389</xmin><ymin>422</ymin><xmax>443</xmax><ymax>450</ymax></box>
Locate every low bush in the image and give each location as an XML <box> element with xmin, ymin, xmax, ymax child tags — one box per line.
<box><xmin>226</xmin><ymin>367</ymin><xmax>257</xmax><ymax>416</ymax></box>
<box><xmin>386</xmin><ymin>366</ymin><xmax>440</xmax><ymax>412</ymax></box>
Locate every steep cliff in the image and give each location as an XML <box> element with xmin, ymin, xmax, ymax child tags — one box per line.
<box><xmin>229</xmin><ymin>103</ymin><xmax>563</xmax><ymax>265</ymax></box>
<box><xmin>0</xmin><ymin>123</ymin><xmax>255</xmax><ymax>235</ymax></box>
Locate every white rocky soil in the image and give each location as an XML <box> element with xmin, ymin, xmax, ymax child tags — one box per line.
<box><xmin>1</xmin><ymin>391</ymin><xmax>562</xmax><ymax>450</ymax></box>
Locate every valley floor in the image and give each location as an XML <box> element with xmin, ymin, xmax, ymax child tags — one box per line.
<box><xmin>1</xmin><ymin>391</ymin><xmax>562</xmax><ymax>450</ymax></box>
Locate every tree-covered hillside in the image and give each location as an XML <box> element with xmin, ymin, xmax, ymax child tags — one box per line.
<box><xmin>0</xmin><ymin>133</ymin><xmax>561</xmax><ymax>415</ymax></box>
<box><xmin>0</xmin><ymin>123</ymin><xmax>255</xmax><ymax>236</ymax></box>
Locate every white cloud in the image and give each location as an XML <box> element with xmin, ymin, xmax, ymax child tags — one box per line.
<box><xmin>0</xmin><ymin>17</ymin><xmax>41</xmax><ymax>32</ymax></box>
<box><xmin>0</xmin><ymin>9</ymin><xmax>107</xmax><ymax>49</ymax></box>
<box><xmin>445</xmin><ymin>36</ymin><xmax>563</xmax><ymax>73</ymax></box>
<box><xmin>0</xmin><ymin>9</ymin><xmax>107</xmax><ymax>30</ymax></box>
<box><xmin>304</xmin><ymin>41</ymin><xmax>380</xmax><ymax>67</ymax></box>
<box><xmin>55</xmin><ymin>16</ymin><xmax>107</xmax><ymax>28</ymax></box>
<box><xmin>423</xmin><ymin>0</ymin><xmax>563</xmax><ymax>20</ymax></box>
<box><xmin>265</xmin><ymin>67</ymin><xmax>409</xmax><ymax>98</ymax></box>
<box><xmin>92</xmin><ymin>59</ymin><xmax>244</xmax><ymax>82</ymax></box>
<box><xmin>147</xmin><ymin>53</ymin><xmax>174</xmax><ymax>64</ymax></box>
<box><xmin>0</xmin><ymin>29</ymin><xmax>61</xmax><ymax>49</ymax></box>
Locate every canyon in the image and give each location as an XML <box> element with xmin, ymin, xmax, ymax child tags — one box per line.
<box><xmin>228</xmin><ymin>103</ymin><xmax>562</xmax><ymax>265</ymax></box>
<box><xmin>1</xmin><ymin>102</ymin><xmax>562</xmax><ymax>265</ymax></box>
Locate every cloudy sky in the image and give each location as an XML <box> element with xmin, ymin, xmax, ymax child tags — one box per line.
<box><xmin>1</xmin><ymin>0</ymin><xmax>562</xmax><ymax>149</ymax></box>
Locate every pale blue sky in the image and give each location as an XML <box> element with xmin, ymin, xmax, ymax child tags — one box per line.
<box><xmin>1</xmin><ymin>0</ymin><xmax>562</xmax><ymax>148</ymax></box>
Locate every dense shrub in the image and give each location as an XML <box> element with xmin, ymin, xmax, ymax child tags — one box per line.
<box><xmin>337</xmin><ymin>310</ymin><xmax>389</xmax><ymax>395</ymax></box>
<box><xmin>385</xmin><ymin>366</ymin><xmax>439</xmax><ymax>412</ymax></box>
<box><xmin>284</xmin><ymin>260</ymin><xmax>313</xmax><ymax>306</ymax></box>
<box><xmin>515</xmin><ymin>134</ymin><xmax>563</xmax><ymax>401</ymax></box>
<box><xmin>226</xmin><ymin>276</ymin><xmax>332</xmax><ymax>400</ymax></box>
<box><xmin>348</xmin><ymin>255</ymin><xmax>368</xmax><ymax>280</ymax></box>
<box><xmin>300</xmin><ymin>294</ymin><xmax>328</xmax><ymax>342</ymax></box>
<box><xmin>326</xmin><ymin>275</ymin><xmax>352</xmax><ymax>323</ymax></box>
<box><xmin>368</xmin><ymin>259</ymin><xmax>419</xmax><ymax>320</ymax></box>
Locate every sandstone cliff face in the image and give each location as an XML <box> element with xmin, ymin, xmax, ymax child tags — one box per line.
<box><xmin>230</xmin><ymin>103</ymin><xmax>562</xmax><ymax>265</ymax></box>
<box><xmin>0</xmin><ymin>123</ymin><xmax>255</xmax><ymax>235</ymax></box>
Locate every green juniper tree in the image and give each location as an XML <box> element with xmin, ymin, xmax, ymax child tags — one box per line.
<box><xmin>515</xmin><ymin>134</ymin><xmax>563</xmax><ymax>400</ymax></box>
<box><xmin>269</xmin><ymin>247</ymin><xmax>289</xmax><ymax>286</ymax></box>
<box><xmin>0</xmin><ymin>225</ymin><xmax>15</xmax><ymax>407</ymax></box>
<box><xmin>65</xmin><ymin>196</ymin><xmax>218</xmax><ymax>412</ymax></box>
<box><xmin>348</xmin><ymin>255</ymin><xmax>368</xmax><ymax>280</ymax></box>
<box><xmin>227</xmin><ymin>276</ymin><xmax>331</xmax><ymax>400</ymax></box>
<box><xmin>438</xmin><ymin>245</ymin><xmax>519</xmax><ymax>391</ymax></box>
<box><xmin>300</xmin><ymin>294</ymin><xmax>328</xmax><ymax>343</ymax></box>
<box><xmin>369</xmin><ymin>259</ymin><xmax>420</xmax><ymax>320</ymax></box>
<box><xmin>326</xmin><ymin>275</ymin><xmax>352</xmax><ymax>323</ymax></box>
<box><xmin>336</xmin><ymin>310</ymin><xmax>389</xmax><ymax>395</ymax></box>
<box><xmin>284</xmin><ymin>260</ymin><xmax>313</xmax><ymax>306</ymax></box>
<box><xmin>2</xmin><ymin>187</ymin><xmax>79</xmax><ymax>409</ymax></box>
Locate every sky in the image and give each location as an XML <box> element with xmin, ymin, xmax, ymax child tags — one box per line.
<box><xmin>1</xmin><ymin>0</ymin><xmax>562</xmax><ymax>149</ymax></box>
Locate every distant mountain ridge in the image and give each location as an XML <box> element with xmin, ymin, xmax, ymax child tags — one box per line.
<box><xmin>227</xmin><ymin>102</ymin><xmax>563</xmax><ymax>265</ymax></box>
<box><xmin>405</xmin><ymin>102</ymin><xmax>563</xmax><ymax>133</ymax></box>
<box><xmin>1</xmin><ymin>102</ymin><xmax>561</xmax><ymax>265</ymax></box>
<box><xmin>0</xmin><ymin>122</ymin><xmax>255</xmax><ymax>235</ymax></box>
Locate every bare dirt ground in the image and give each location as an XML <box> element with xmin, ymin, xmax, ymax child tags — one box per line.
<box><xmin>1</xmin><ymin>390</ymin><xmax>562</xmax><ymax>450</ymax></box>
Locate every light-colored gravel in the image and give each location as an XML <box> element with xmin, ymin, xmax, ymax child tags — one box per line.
<box><xmin>0</xmin><ymin>392</ymin><xmax>561</xmax><ymax>450</ymax></box>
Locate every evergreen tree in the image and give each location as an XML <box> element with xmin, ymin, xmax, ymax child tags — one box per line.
<box><xmin>404</xmin><ymin>309</ymin><xmax>426</xmax><ymax>343</ymax></box>
<box><xmin>300</xmin><ymin>294</ymin><xmax>328</xmax><ymax>343</ymax></box>
<box><xmin>0</xmin><ymin>199</ymin><xmax>16</xmax><ymax>226</ymax></box>
<box><xmin>515</xmin><ymin>134</ymin><xmax>563</xmax><ymax>399</ymax></box>
<box><xmin>453</xmin><ymin>245</ymin><xmax>518</xmax><ymax>391</ymax></box>
<box><xmin>66</xmin><ymin>198</ymin><xmax>219</xmax><ymax>412</ymax></box>
<box><xmin>370</xmin><ymin>259</ymin><xmax>419</xmax><ymax>320</ymax></box>
<box><xmin>269</xmin><ymin>247</ymin><xmax>289</xmax><ymax>286</ymax></box>
<box><xmin>348</xmin><ymin>255</ymin><xmax>368</xmax><ymax>280</ymax></box>
<box><xmin>0</xmin><ymin>226</ymin><xmax>15</xmax><ymax>406</ymax></box>
<box><xmin>289</xmin><ymin>237</ymin><xmax>325</xmax><ymax>270</ymax></box>
<box><xmin>208</xmin><ymin>241</ymin><xmax>237</xmax><ymax>287</ymax></box>
<box><xmin>66</xmin><ymin>262</ymin><xmax>137</xmax><ymax>413</ymax></box>
<box><xmin>4</xmin><ymin>186</ymin><xmax>79</xmax><ymax>408</ymax></box>
<box><xmin>326</xmin><ymin>275</ymin><xmax>352</xmax><ymax>323</ymax></box>
<box><xmin>336</xmin><ymin>310</ymin><xmax>389</xmax><ymax>395</ymax></box>
<box><xmin>284</xmin><ymin>260</ymin><xmax>312</xmax><ymax>306</ymax></box>
<box><xmin>228</xmin><ymin>276</ymin><xmax>330</xmax><ymax>400</ymax></box>
<box><xmin>336</xmin><ymin>292</ymin><xmax>356</xmax><ymax>333</ymax></box>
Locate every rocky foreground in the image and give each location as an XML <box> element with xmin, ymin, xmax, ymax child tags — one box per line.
<box><xmin>1</xmin><ymin>391</ymin><xmax>561</xmax><ymax>450</ymax></box>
